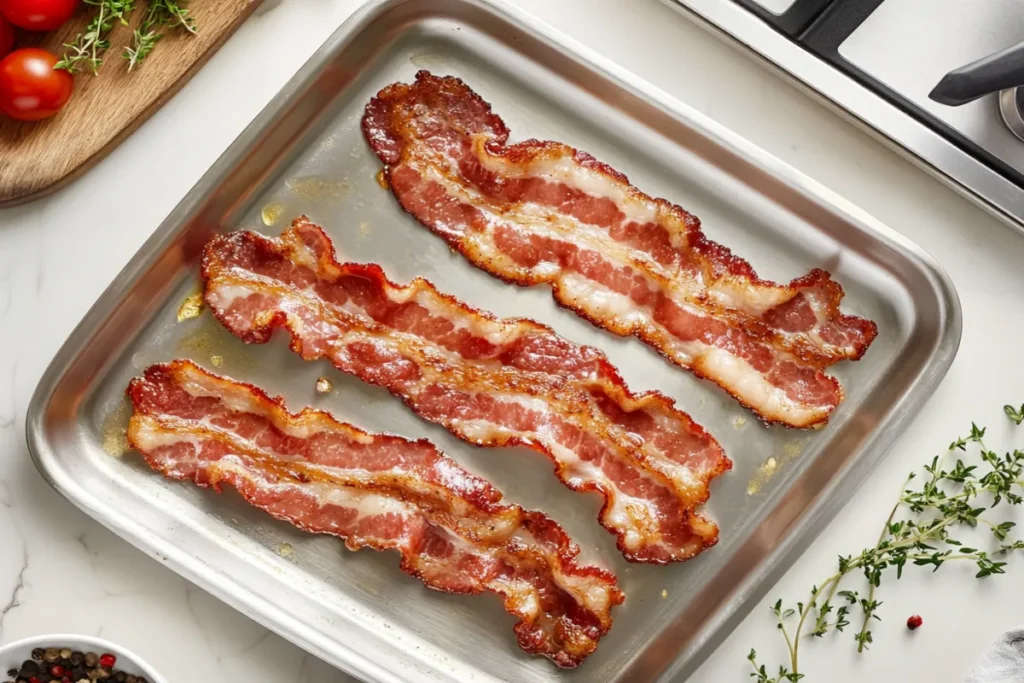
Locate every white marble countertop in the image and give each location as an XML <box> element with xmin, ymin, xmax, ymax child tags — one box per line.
<box><xmin>3</xmin><ymin>1</ymin><xmax>1024</xmax><ymax>681</ymax></box>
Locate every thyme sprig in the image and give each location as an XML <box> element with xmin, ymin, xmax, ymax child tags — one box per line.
<box><xmin>125</xmin><ymin>0</ymin><xmax>196</xmax><ymax>72</ymax></box>
<box><xmin>56</xmin><ymin>0</ymin><xmax>197</xmax><ymax>75</ymax></box>
<box><xmin>749</xmin><ymin>406</ymin><xmax>1024</xmax><ymax>682</ymax></box>
<box><xmin>56</xmin><ymin>0</ymin><xmax>137</xmax><ymax>75</ymax></box>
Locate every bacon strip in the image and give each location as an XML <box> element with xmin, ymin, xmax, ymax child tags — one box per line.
<box><xmin>127</xmin><ymin>360</ymin><xmax>624</xmax><ymax>668</ymax></box>
<box><xmin>201</xmin><ymin>218</ymin><xmax>731</xmax><ymax>564</ymax></box>
<box><xmin>361</xmin><ymin>70</ymin><xmax>879</xmax><ymax>428</ymax></box>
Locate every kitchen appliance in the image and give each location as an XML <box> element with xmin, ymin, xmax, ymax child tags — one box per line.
<box><xmin>664</xmin><ymin>0</ymin><xmax>1024</xmax><ymax>233</ymax></box>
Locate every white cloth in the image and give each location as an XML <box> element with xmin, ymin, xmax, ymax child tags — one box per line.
<box><xmin>965</xmin><ymin>630</ymin><xmax>1024</xmax><ymax>683</ymax></box>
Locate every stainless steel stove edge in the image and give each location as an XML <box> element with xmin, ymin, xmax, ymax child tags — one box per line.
<box><xmin>662</xmin><ymin>0</ymin><xmax>1024</xmax><ymax>235</ymax></box>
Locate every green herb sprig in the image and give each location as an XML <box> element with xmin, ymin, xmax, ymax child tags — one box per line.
<box><xmin>56</xmin><ymin>0</ymin><xmax>138</xmax><ymax>75</ymax></box>
<box><xmin>56</xmin><ymin>0</ymin><xmax>196</xmax><ymax>75</ymax></box>
<box><xmin>748</xmin><ymin>407</ymin><xmax>1024</xmax><ymax>682</ymax></box>
<box><xmin>125</xmin><ymin>0</ymin><xmax>196</xmax><ymax>72</ymax></box>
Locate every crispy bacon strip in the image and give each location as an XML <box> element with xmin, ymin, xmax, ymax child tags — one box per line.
<box><xmin>201</xmin><ymin>218</ymin><xmax>731</xmax><ymax>564</ymax></box>
<box><xmin>362</xmin><ymin>70</ymin><xmax>879</xmax><ymax>428</ymax></box>
<box><xmin>127</xmin><ymin>360</ymin><xmax>624</xmax><ymax>668</ymax></box>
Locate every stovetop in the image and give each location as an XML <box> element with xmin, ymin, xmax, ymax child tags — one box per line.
<box><xmin>664</xmin><ymin>0</ymin><xmax>1024</xmax><ymax>231</ymax></box>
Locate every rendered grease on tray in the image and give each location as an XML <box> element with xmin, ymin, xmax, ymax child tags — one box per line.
<box><xmin>746</xmin><ymin>439</ymin><xmax>808</xmax><ymax>495</ymax></box>
<box><xmin>175</xmin><ymin>326</ymin><xmax>258</xmax><ymax>374</ymax></box>
<box><xmin>100</xmin><ymin>400</ymin><xmax>131</xmax><ymax>458</ymax></box>
<box><xmin>261</xmin><ymin>202</ymin><xmax>286</xmax><ymax>227</ymax></box>
<box><xmin>286</xmin><ymin>176</ymin><xmax>348</xmax><ymax>202</ymax></box>
<box><xmin>175</xmin><ymin>292</ymin><xmax>204</xmax><ymax>322</ymax></box>
<box><xmin>746</xmin><ymin>457</ymin><xmax>778</xmax><ymax>496</ymax></box>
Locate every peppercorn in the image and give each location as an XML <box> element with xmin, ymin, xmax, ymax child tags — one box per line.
<box><xmin>907</xmin><ymin>614</ymin><xmax>923</xmax><ymax>630</ymax></box>
<box><xmin>8</xmin><ymin>646</ymin><xmax>142</xmax><ymax>683</ymax></box>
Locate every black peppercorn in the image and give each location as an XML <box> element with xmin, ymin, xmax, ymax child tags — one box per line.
<box><xmin>8</xmin><ymin>645</ymin><xmax>143</xmax><ymax>683</ymax></box>
<box><xmin>18</xmin><ymin>660</ymin><xmax>40</xmax><ymax>675</ymax></box>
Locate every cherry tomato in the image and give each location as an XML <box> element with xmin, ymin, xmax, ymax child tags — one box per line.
<box><xmin>0</xmin><ymin>0</ymin><xmax>79</xmax><ymax>31</ymax></box>
<box><xmin>0</xmin><ymin>48</ymin><xmax>73</xmax><ymax>121</ymax></box>
<box><xmin>0</xmin><ymin>16</ymin><xmax>13</xmax><ymax>58</ymax></box>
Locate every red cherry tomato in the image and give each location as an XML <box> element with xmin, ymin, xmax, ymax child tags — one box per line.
<box><xmin>0</xmin><ymin>0</ymin><xmax>79</xmax><ymax>31</ymax></box>
<box><xmin>0</xmin><ymin>16</ymin><xmax>13</xmax><ymax>58</ymax></box>
<box><xmin>0</xmin><ymin>48</ymin><xmax>73</xmax><ymax>121</ymax></box>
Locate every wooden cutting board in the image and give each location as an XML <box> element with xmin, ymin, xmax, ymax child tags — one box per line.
<box><xmin>0</xmin><ymin>0</ymin><xmax>262</xmax><ymax>207</ymax></box>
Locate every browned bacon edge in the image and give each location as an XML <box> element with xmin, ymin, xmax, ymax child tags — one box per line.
<box><xmin>201</xmin><ymin>219</ymin><xmax>732</xmax><ymax>564</ymax></box>
<box><xmin>361</xmin><ymin>70</ymin><xmax>879</xmax><ymax>429</ymax></box>
<box><xmin>126</xmin><ymin>360</ymin><xmax>624</xmax><ymax>668</ymax></box>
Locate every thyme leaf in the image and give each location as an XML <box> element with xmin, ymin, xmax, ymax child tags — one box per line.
<box><xmin>56</xmin><ymin>0</ymin><xmax>197</xmax><ymax>74</ymax></box>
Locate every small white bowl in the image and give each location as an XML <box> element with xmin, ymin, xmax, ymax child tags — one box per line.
<box><xmin>0</xmin><ymin>635</ymin><xmax>167</xmax><ymax>683</ymax></box>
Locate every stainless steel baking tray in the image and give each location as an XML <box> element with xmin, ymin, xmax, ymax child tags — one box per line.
<box><xmin>26</xmin><ymin>1</ymin><xmax>962</xmax><ymax>681</ymax></box>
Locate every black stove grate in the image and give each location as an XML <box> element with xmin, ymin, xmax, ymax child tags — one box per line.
<box><xmin>736</xmin><ymin>0</ymin><xmax>1024</xmax><ymax>189</ymax></box>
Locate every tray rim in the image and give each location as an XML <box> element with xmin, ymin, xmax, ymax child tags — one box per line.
<box><xmin>25</xmin><ymin>0</ymin><xmax>963</xmax><ymax>680</ymax></box>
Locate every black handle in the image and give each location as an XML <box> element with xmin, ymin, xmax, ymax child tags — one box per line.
<box><xmin>928</xmin><ymin>40</ymin><xmax>1024</xmax><ymax>107</ymax></box>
